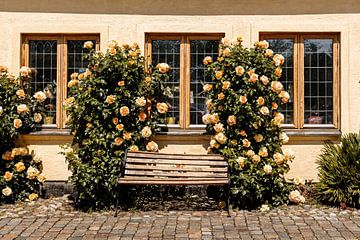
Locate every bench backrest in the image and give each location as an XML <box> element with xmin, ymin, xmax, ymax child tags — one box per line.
<box><xmin>122</xmin><ymin>151</ymin><xmax>228</xmax><ymax>180</ymax></box>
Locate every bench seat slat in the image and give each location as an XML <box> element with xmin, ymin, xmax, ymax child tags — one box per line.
<box><xmin>124</xmin><ymin>170</ymin><xmax>227</xmax><ymax>178</ymax></box>
<box><xmin>126</xmin><ymin>158</ymin><xmax>228</xmax><ymax>166</ymax></box>
<box><xmin>127</xmin><ymin>152</ymin><xmax>224</xmax><ymax>161</ymax></box>
<box><xmin>118</xmin><ymin>177</ymin><xmax>228</xmax><ymax>185</ymax></box>
<box><xmin>125</xmin><ymin>164</ymin><xmax>227</xmax><ymax>173</ymax></box>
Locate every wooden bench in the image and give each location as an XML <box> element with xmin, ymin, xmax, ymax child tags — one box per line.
<box><xmin>115</xmin><ymin>151</ymin><xmax>230</xmax><ymax>216</ymax></box>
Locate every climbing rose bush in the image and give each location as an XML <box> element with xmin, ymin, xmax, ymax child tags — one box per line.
<box><xmin>62</xmin><ymin>40</ymin><xmax>171</xmax><ymax>210</ymax></box>
<box><xmin>0</xmin><ymin>65</ymin><xmax>46</xmax><ymax>203</ymax></box>
<box><xmin>203</xmin><ymin>37</ymin><xmax>296</xmax><ymax>209</ymax></box>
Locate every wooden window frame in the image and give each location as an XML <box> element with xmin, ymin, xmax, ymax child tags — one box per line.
<box><xmin>21</xmin><ymin>34</ymin><xmax>100</xmax><ymax>129</ymax></box>
<box><xmin>260</xmin><ymin>32</ymin><xmax>340</xmax><ymax>130</ymax></box>
<box><xmin>145</xmin><ymin>33</ymin><xmax>224</xmax><ymax>129</ymax></box>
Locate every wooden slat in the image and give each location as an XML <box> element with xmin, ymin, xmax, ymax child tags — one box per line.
<box><xmin>126</xmin><ymin>158</ymin><xmax>228</xmax><ymax>167</ymax></box>
<box><xmin>125</xmin><ymin>164</ymin><xmax>227</xmax><ymax>173</ymax></box>
<box><xmin>124</xmin><ymin>170</ymin><xmax>227</xmax><ymax>178</ymax></box>
<box><xmin>118</xmin><ymin>179</ymin><xmax>228</xmax><ymax>185</ymax></box>
<box><xmin>127</xmin><ymin>152</ymin><xmax>224</xmax><ymax>160</ymax></box>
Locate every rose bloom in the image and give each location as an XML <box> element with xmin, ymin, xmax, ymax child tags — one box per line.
<box><xmin>0</xmin><ymin>106</ymin><xmax>3</xmax><ymax>116</ymax></box>
<box><xmin>258</xmin><ymin>147</ymin><xmax>268</xmax><ymax>157</ymax></box>
<box><xmin>271</xmin><ymin>81</ymin><xmax>284</xmax><ymax>93</ymax></box>
<box><xmin>0</xmin><ymin>64</ymin><xmax>7</xmax><ymax>72</ymax></box>
<box><xmin>254</xmin><ymin>134</ymin><xmax>264</xmax><ymax>142</ymax></box>
<box><xmin>289</xmin><ymin>190</ymin><xmax>305</xmax><ymax>204</ymax></box>
<box><xmin>106</xmin><ymin>40</ymin><xmax>118</xmax><ymax>49</ymax></box>
<box><xmin>135</xmin><ymin>97</ymin><xmax>146</xmax><ymax>107</ymax></box>
<box><xmin>260</xmin><ymin>106</ymin><xmax>270</xmax><ymax>115</ymax></box>
<box><xmin>20</xmin><ymin>147</ymin><xmax>28</xmax><ymax>156</ymax></box>
<box><xmin>129</xmin><ymin>145</ymin><xmax>139</xmax><ymax>152</ymax></box>
<box><xmin>19</xmin><ymin>66</ymin><xmax>31</xmax><ymax>77</ymax></box>
<box><xmin>279</xmin><ymin>91</ymin><xmax>290</xmax><ymax>103</ymax></box>
<box><xmin>68</xmin><ymin>79</ymin><xmax>79</xmax><ymax>88</ymax></box>
<box><xmin>86</xmin><ymin>123</ymin><xmax>92</xmax><ymax>128</ymax></box>
<box><xmin>273</xmin><ymin>152</ymin><xmax>285</xmax><ymax>165</ymax></box>
<box><xmin>215</xmin><ymin>70</ymin><xmax>224</xmax><ymax>80</ymax></box>
<box><xmin>114</xmin><ymin>137</ymin><xmax>124</xmax><ymax>146</ymax></box>
<box><xmin>257</xmin><ymin>97</ymin><xmax>265</xmax><ymax>106</ymax></box>
<box><xmin>33</xmin><ymin>91</ymin><xmax>47</xmax><ymax>102</ymax></box>
<box><xmin>246</xmin><ymin>150</ymin><xmax>255</xmax><ymax>157</ymax></box>
<box><xmin>242</xmin><ymin>138</ymin><xmax>251</xmax><ymax>148</ymax></box>
<box><xmin>27</xmin><ymin>166</ymin><xmax>40</xmax><ymax>180</ymax></box>
<box><xmin>64</xmin><ymin>97</ymin><xmax>75</xmax><ymax>107</ymax></box>
<box><xmin>70</xmin><ymin>72</ymin><xmax>78</xmax><ymax>80</ymax></box>
<box><xmin>217</xmin><ymin>92</ymin><xmax>225</xmax><ymax>100</ymax></box>
<box><xmin>28</xmin><ymin>193</ymin><xmax>39</xmax><ymax>201</ymax></box>
<box><xmin>113</xmin><ymin>117</ymin><xmax>119</xmax><ymax>125</ymax></box>
<box><xmin>4</xmin><ymin>171</ymin><xmax>13</xmax><ymax>182</ymax></box>
<box><xmin>2</xmin><ymin>151</ymin><xmax>13</xmax><ymax>161</ymax></box>
<box><xmin>235</xmin><ymin>66</ymin><xmax>245</xmax><ymax>76</ymax></box>
<box><xmin>273</xmin><ymin>54</ymin><xmax>285</xmax><ymax>66</ymax></box>
<box><xmin>37</xmin><ymin>174</ymin><xmax>46</xmax><ymax>183</ymax></box>
<box><xmin>116</xmin><ymin>124</ymin><xmax>124</xmax><ymax>131</ymax></box>
<box><xmin>237</xmin><ymin>157</ymin><xmax>246</xmax><ymax>168</ymax></box>
<box><xmin>271</xmin><ymin>102</ymin><xmax>278</xmax><ymax>110</ymax></box>
<box><xmin>124</xmin><ymin>132</ymin><xmax>132</xmax><ymax>141</ymax></box>
<box><xmin>17</xmin><ymin>104</ymin><xmax>29</xmax><ymax>114</ymax></box>
<box><xmin>15</xmin><ymin>162</ymin><xmax>26</xmax><ymax>172</ymax></box>
<box><xmin>157</xmin><ymin>102</ymin><xmax>169</xmax><ymax>114</ymax></box>
<box><xmin>105</xmin><ymin>95</ymin><xmax>116</xmax><ymax>104</ymax></box>
<box><xmin>203</xmin><ymin>56</ymin><xmax>213</xmax><ymax>65</ymax></box>
<box><xmin>6</xmin><ymin>73</ymin><xmax>16</xmax><ymax>81</ymax></box>
<box><xmin>141</xmin><ymin>126</ymin><xmax>152</xmax><ymax>138</ymax></box>
<box><xmin>146</xmin><ymin>141</ymin><xmax>159</xmax><ymax>152</ymax></box>
<box><xmin>222</xmin><ymin>47</ymin><xmax>231</xmax><ymax>57</ymax></box>
<box><xmin>14</xmin><ymin>118</ymin><xmax>22</xmax><ymax>129</ymax></box>
<box><xmin>227</xmin><ymin>115</ymin><xmax>236</xmax><ymax>126</ymax></box>
<box><xmin>203</xmin><ymin>84</ymin><xmax>213</xmax><ymax>92</ymax></box>
<box><xmin>239</xmin><ymin>95</ymin><xmax>247</xmax><ymax>104</ymax></box>
<box><xmin>145</xmin><ymin>77</ymin><xmax>152</xmax><ymax>83</ymax></box>
<box><xmin>293</xmin><ymin>177</ymin><xmax>306</xmax><ymax>186</ymax></box>
<box><xmin>252</xmin><ymin>155</ymin><xmax>261</xmax><ymax>164</ymax></box>
<box><xmin>275</xmin><ymin>67</ymin><xmax>282</xmax><ymax>78</ymax></box>
<box><xmin>210</xmin><ymin>139</ymin><xmax>220</xmax><ymax>149</ymax></box>
<box><xmin>202</xmin><ymin>113</ymin><xmax>211</xmax><ymax>124</ymax></box>
<box><xmin>263</xmin><ymin>164</ymin><xmax>272</xmax><ymax>175</ymax></box>
<box><xmin>249</xmin><ymin>74</ymin><xmax>258</xmax><ymax>83</ymax></box>
<box><xmin>240</xmin><ymin>130</ymin><xmax>247</xmax><ymax>137</ymax></box>
<box><xmin>118</xmin><ymin>81</ymin><xmax>125</xmax><ymax>87</ymax></box>
<box><xmin>157</xmin><ymin>63</ymin><xmax>170</xmax><ymax>73</ymax></box>
<box><xmin>209</xmin><ymin>113</ymin><xmax>220</xmax><ymax>124</ymax></box>
<box><xmin>283</xmin><ymin>148</ymin><xmax>295</xmax><ymax>161</ymax></box>
<box><xmin>265</xmin><ymin>49</ymin><xmax>274</xmax><ymax>57</ymax></box>
<box><xmin>139</xmin><ymin>112</ymin><xmax>147</xmax><ymax>121</ymax></box>
<box><xmin>221</xmin><ymin>37</ymin><xmax>230</xmax><ymax>46</ymax></box>
<box><xmin>84</xmin><ymin>69</ymin><xmax>91</xmax><ymax>78</ymax></box>
<box><xmin>255</xmin><ymin>40</ymin><xmax>269</xmax><ymax>49</ymax></box>
<box><xmin>280</xmin><ymin>132</ymin><xmax>289</xmax><ymax>144</ymax></box>
<box><xmin>109</xmin><ymin>47</ymin><xmax>117</xmax><ymax>55</ymax></box>
<box><xmin>2</xmin><ymin>187</ymin><xmax>12</xmax><ymax>197</ymax></box>
<box><xmin>16</xmin><ymin>89</ymin><xmax>26</xmax><ymax>99</ymax></box>
<box><xmin>213</xmin><ymin>123</ymin><xmax>224</xmax><ymax>133</ymax></box>
<box><xmin>260</xmin><ymin>75</ymin><xmax>269</xmax><ymax>85</ymax></box>
<box><xmin>11</xmin><ymin>148</ymin><xmax>21</xmax><ymax>158</ymax></box>
<box><xmin>215</xmin><ymin>132</ymin><xmax>227</xmax><ymax>144</ymax></box>
<box><xmin>206</xmin><ymin>99</ymin><xmax>213</xmax><ymax>110</ymax></box>
<box><xmin>83</xmin><ymin>41</ymin><xmax>94</xmax><ymax>49</ymax></box>
<box><xmin>78</xmin><ymin>73</ymin><xmax>85</xmax><ymax>80</ymax></box>
<box><xmin>230</xmin><ymin>139</ymin><xmax>238</xmax><ymax>146</ymax></box>
<box><xmin>222</xmin><ymin>81</ymin><xmax>231</xmax><ymax>90</ymax></box>
<box><xmin>272</xmin><ymin>112</ymin><xmax>284</xmax><ymax>126</ymax></box>
<box><xmin>120</xmin><ymin>106</ymin><xmax>130</xmax><ymax>116</ymax></box>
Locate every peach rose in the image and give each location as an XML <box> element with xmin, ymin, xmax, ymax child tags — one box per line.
<box><xmin>2</xmin><ymin>187</ymin><xmax>12</xmax><ymax>196</ymax></box>
<box><xmin>202</xmin><ymin>114</ymin><xmax>211</xmax><ymax>124</ymax></box>
<box><xmin>252</xmin><ymin>155</ymin><xmax>261</xmax><ymax>164</ymax></box>
<box><xmin>217</xmin><ymin>92</ymin><xmax>225</xmax><ymax>100</ymax></box>
<box><xmin>215</xmin><ymin>132</ymin><xmax>227</xmax><ymax>144</ymax></box>
<box><xmin>279</xmin><ymin>91</ymin><xmax>290</xmax><ymax>103</ymax></box>
<box><xmin>258</xmin><ymin>147</ymin><xmax>268</xmax><ymax>157</ymax></box>
<box><xmin>157</xmin><ymin>63</ymin><xmax>170</xmax><ymax>73</ymax></box>
<box><xmin>246</xmin><ymin>150</ymin><xmax>255</xmax><ymax>157</ymax></box>
<box><xmin>19</xmin><ymin>66</ymin><xmax>31</xmax><ymax>77</ymax></box>
<box><xmin>272</xmin><ymin>112</ymin><xmax>284</xmax><ymax>126</ymax></box>
<box><xmin>263</xmin><ymin>164</ymin><xmax>272</xmax><ymax>175</ymax></box>
<box><xmin>235</xmin><ymin>66</ymin><xmax>245</xmax><ymax>76</ymax></box>
<box><xmin>280</xmin><ymin>132</ymin><xmax>289</xmax><ymax>144</ymax></box>
<box><xmin>17</xmin><ymin>104</ymin><xmax>29</xmax><ymax>114</ymax></box>
<box><xmin>273</xmin><ymin>54</ymin><xmax>285</xmax><ymax>66</ymax></box>
<box><xmin>33</xmin><ymin>91</ymin><xmax>47</xmax><ymax>103</ymax></box>
<box><xmin>116</xmin><ymin>124</ymin><xmax>124</xmax><ymax>131</ymax></box>
<box><xmin>139</xmin><ymin>112</ymin><xmax>147</xmax><ymax>121</ymax></box>
<box><xmin>68</xmin><ymin>79</ymin><xmax>79</xmax><ymax>88</ymax></box>
<box><xmin>289</xmin><ymin>190</ymin><xmax>305</xmax><ymax>204</ymax></box>
<box><xmin>255</xmin><ymin>40</ymin><xmax>269</xmax><ymax>49</ymax></box>
<box><xmin>209</xmin><ymin>139</ymin><xmax>220</xmax><ymax>149</ymax></box>
<box><xmin>213</xmin><ymin>123</ymin><xmax>224</xmax><ymax>133</ymax></box>
<box><xmin>105</xmin><ymin>95</ymin><xmax>116</xmax><ymax>104</ymax></box>
<box><xmin>222</xmin><ymin>47</ymin><xmax>231</xmax><ymax>57</ymax></box>
<box><xmin>242</xmin><ymin>138</ymin><xmax>251</xmax><ymax>148</ymax></box>
<box><xmin>113</xmin><ymin>117</ymin><xmax>119</xmax><ymax>125</ymax></box>
<box><xmin>157</xmin><ymin>102</ymin><xmax>169</xmax><ymax>114</ymax></box>
<box><xmin>124</xmin><ymin>132</ymin><xmax>132</xmax><ymax>141</ymax></box>
<box><xmin>106</xmin><ymin>40</ymin><xmax>118</xmax><ymax>49</ymax></box>
<box><xmin>37</xmin><ymin>174</ymin><xmax>46</xmax><ymax>183</ymax></box>
<box><xmin>34</xmin><ymin>113</ymin><xmax>42</xmax><ymax>123</ymax></box>
<box><xmin>203</xmin><ymin>84</ymin><xmax>213</xmax><ymax>92</ymax></box>
<box><xmin>271</xmin><ymin>81</ymin><xmax>284</xmax><ymax>93</ymax></box>
<box><xmin>15</xmin><ymin>162</ymin><xmax>26</xmax><ymax>172</ymax></box>
<box><xmin>27</xmin><ymin>166</ymin><xmax>40</xmax><ymax>180</ymax></box>
<box><xmin>260</xmin><ymin>106</ymin><xmax>270</xmax><ymax>115</ymax></box>
<box><xmin>129</xmin><ymin>145</ymin><xmax>139</xmax><ymax>152</ymax></box>
<box><xmin>141</xmin><ymin>126</ymin><xmax>152</xmax><ymax>138</ymax></box>
<box><xmin>260</xmin><ymin>75</ymin><xmax>269</xmax><ymax>85</ymax></box>
<box><xmin>146</xmin><ymin>141</ymin><xmax>159</xmax><ymax>152</ymax></box>
<box><xmin>275</xmin><ymin>67</ymin><xmax>282</xmax><ymax>78</ymax></box>
<box><xmin>230</xmin><ymin>139</ymin><xmax>238</xmax><ymax>146</ymax></box>
<box><xmin>265</xmin><ymin>49</ymin><xmax>274</xmax><ymax>57</ymax></box>
<box><xmin>206</xmin><ymin>99</ymin><xmax>213</xmax><ymax>110</ymax></box>
<box><xmin>114</xmin><ymin>137</ymin><xmax>124</xmax><ymax>146</ymax></box>
<box><xmin>271</xmin><ymin>102</ymin><xmax>278</xmax><ymax>110</ymax></box>
<box><xmin>118</xmin><ymin>81</ymin><xmax>125</xmax><ymax>87</ymax></box>
<box><xmin>293</xmin><ymin>177</ymin><xmax>305</xmax><ymax>186</ymax></box>
<box><xmin>237</xmin><ymin>157</ymin><xmax>246</xmax><ymax>168</ymax></box>
<box><xmin>78</xmin><ymin>73</ymin><xmax>85</xmax><ymax>80</ymax></box>
<box><xmin>254</xmin><ymin>134</ymin><xmax>264</xmax><ymax>143</ymax></box>
<box><xmin>120</xmin><ymin>106</ymin><xmax>130</xmax><ymax>116</ymax></box>
<box><xmin>273</xmin><ymin>152</ymin><xmax>284</xmax><ymax>165</ymax></box>
<box><xmin>16</xmin><ymin>89</ymin><xmax>25</xmax><ymax>99</ymax></box>
<box><xmin>257</xmin><ymin>97</ymin><xmax>265</xmax><ymax>106</ymax></box>
<box><xmin>4</xmin><ymin>171</ymin><xmax>13</xmax><ymax>182</ymax></box>
<box><xmin>249</xmin><ymin>74</ymin><xmax>258</xmax><ymax>83</ymax></box>
<box><xmin>221</xmin><ymin>38</ymin><xmax>230</xmax><ymax>46</ymax></box>
<box><xmin>14</xmin><ymin>119</ymin><xmax>22</xmax><ymax>129</ymax></box>
<box><xmin>215</xmin><ymin>70</ymin><xmax>224</xmax><ymax>80</ymax></box>
<box><xmin>28</xmin><ymin>193</ymin><xmax>39</xmax><ymax>201</ymax></box>
<box><xmin>222</xmin><ymin>81</ymin><xmax>231</xmax><ymax>90</ymax></box>
<box><xmin>283</xmin><ymin>148</ymin><xmax>295</xmax><ymax>161</ymax></box>
<box><xmin>209</xmin><ymin>113</ymin><xmax>220</xmax><ymax>124</ymax></box>
<box><xmin>109</xmin><ymin>47</ymin><xmax>117</xmax><ymax>55</ymax></box>
<box><xmin>2</xmin><ymin>151</ymin><xmax>13</xmax><ymax>161</ymax></box>
<box><xmin>227</xmin><ymin>115</ymin><xmax>236</xmax><ymax>126</ymax></box>
<box><xmin>0</xmin><ymin>64</ymin><xmax>7</xmax><ymax>72</ymax></box>
<box><xmin>135</xmin><ymin>97</ymin><xmax>146</xmax><ymax>107</ymax></box>
<box><xmin>239</xmin><ymin>96</ymin><xmax>247</xmax><ymax>104</ymax></box>
<box><xmin>203</xmin><ymin>56</ymin><xmax>213</xmax><ymax>65</ymax></box>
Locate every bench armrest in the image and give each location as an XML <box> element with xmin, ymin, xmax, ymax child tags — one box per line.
<box><xmin>118</xmin><ymin>149</ymin><xmax>128</xmax><ymax>178</ymax></box>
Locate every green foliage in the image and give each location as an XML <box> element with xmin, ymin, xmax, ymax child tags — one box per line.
<box><xmin>315</xmin><ymin>132</ymin><xmax>360</xmax><ymax>207</ymax></box>
<box><xmin>203</xmin><ymin>38</ymin><xmax>295</xmax><ymax>209</ymax></box>
<box><xmin>0</xmin><ymin>66</ymin><xmax>46</xmax><ymax>203</ymax></box>
<box><xmin>62</xmin><ymin>41</ymin><xmax>171</xmax><ymax>210</ymax></box>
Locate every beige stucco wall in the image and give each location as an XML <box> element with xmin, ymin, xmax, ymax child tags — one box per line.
<box><xmin>2</xmin><ymin>0</ymin><xmax>360</xmax><ymax>181</ymax></box>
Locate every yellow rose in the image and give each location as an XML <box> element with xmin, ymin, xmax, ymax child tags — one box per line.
<box><xmin>14</xmin><ymin>118</ymin><xmax>22</xmax><ymax>129</ymax></box>
<box><xmin>217</xmin><ymin>92</ymin><xmax>225</xmax><ymax>100</ymax></box>
<box><xmin>227</xmin><ymin>115</ymin><xmax>236</xmax><ymax>126</ymax></box>
<box><xmin>237</xmin><ymin>157</ymin><xmax>246</xmax><ymax>168</ymax></box>
<box><xmin>283</xmin><ymin>149</ymin><xmax>295</xmax><ymax>161</ymax></box>
<box><xmin>33</xmin><ymin>91</ymin><xmax>47</xmax><ymax>102</ymax></box>
<box><xmin>109</xmin><ymin>47</ymin><xmax>117</xmax><ymax>55</ymax></box>
<box><xmin>215</xmin><ymin>132</ymin><xmax>227</xmax><ymax>144</ymax></box>
<box><xmin>4</xmin><ymin>172</ymin><xmax>13</xmax><ymax>182</ymax></box>
<box><xmin>157</xmin><ymin>63</ymin><xmax>170</xmax><ymax>73</ymax></box>
<box><xmin>34</xmin><ymin>113</ymin><xmax>43</xmax><ymax>123</ymax></box>
<box><xmin>258</xmin><ymin>147</ymin><xmax>268</xmax><ymax>157</ymax></box>
<box><xmin>263</xmin><ymin>164</ymin><xmax>272</xmax><ymax>175</ymax></box>
<box><xmin>70</xmin><ymin>72</ymin><xmax>78</xmax><ymax>80</ymax></box>
<box><xmin>64</xmin><ymin>97</ymin><xmax>75</xmax><ymax>107</ymax></box>
<box><xmin>113</xmin><ymin>117</ymin><xmax>119</xmax><ymax>125</ymax></box>
<box><xmin>16</xmin><ymin>89</ymin><xmax>26</xmax><ymax>99</ymax></box>
<box><xmin>2</xmin><ymin>187</ymin><xmax>12</xmax><ymax>196</ymax></box>
<box><xmin>11</xmin><ymin>148</ymin><xmax>21</xmax><ymax>158</ymax></box>
<box><xmin>254</xmin><ymin>40</ymin><xmax>269</xmax><ymax>49</ymax></box>
<box><xmin>203</xmin><ymin>56</ymin><xmax>213</xmax><ymax>65</ymax></box>
<box><xmin>141</xmin><ymin>126</ymin><xmax>152</xmax><ymax>138</ymax></box>
<box><xmin>129</xmin><ymin>50</ymin><xmax>137</xmax><ymax>58</ymax></box>
<box><xmin>146</xmin><ymin>141</ymin><xmax>159</xmax><ymax>152</ymax></box>
<box><xmin>215</xmin><ymin>70</ymin><xmax>224</xmax><ymax>80</ymax></box>
<box><xmin>239</xmin><ymin>96</ymin><xmax>247</xmax><ymax>104</ymax></box>
<box><xmin>2</xmin><ymin>151</ymin><xmax>13</xmax><ymax>161</ymax></box>
<box><xmin>17</xmin><ymin>104</ymin><xmax>29</xmax><ymax>114</ymax></box>
<box><xmin>105</xmin><ymin>95</ymin><xmax>116</xmax><ymax>104</ymax></box>
<box><xmin>139</xmin><ymin>112</ymin><xmax>147</xmax><ymax>122</ymax></box>
<box><xmin>86</xmin><ymin>123</ymin><xmax>92</xmax><ymax>128</ymax></box>
<box><xmin>235</xmin><ymin>66</ymin><xmax>245</xmax><ymax>76</ymax></box>
<box><xmin>252</xmin><ymin>155</ymin><xmax>261</xmax><ymax>164</ymax></box>
<box><xmin>272</xmin><ymin>112</ymin><xmax>284</xmax><ymax>126</ymax></box>
<box><xmin>0</xmin><ymin>64</ymin><xmax>7</xmax><ymax>72</ymax></box>
<box><xmin>203</xmin><ymin>84</ymin><xmax>213</xmax><ymax>92</ymax></box>
<box><xmin>280</xmin><ymin>132</ymin><xmax>289</xmax><ymax>144</ymax></box>
<box><xmin>279</xmin><ymin>91</ymin><xmax>290</xmax><ymax>103</ymax></box>
<box><xmin>221</xmin><ymin>37</ymin><xmax>230</xmax><ymax>46</ymax></box>
<box><xmin>129</xmin><ymin>145</ymin><xmax>139</xmax><ymax>152</ymax></box>
<box><xmin>257</xmin><ymin>97</ymin><xmax>265</xmax><ymax>106</ymax></box>
<box><xmin>254</xmin><ymin>134</ymin><xmax>264</xmax><ymax>143</ymax></box>
<box><xmin>273</xmin><ymin>54</ymin><xmax>285</xmax><ymax>66</ymax></box>
<box><xmin>230</xmin><ymin>139</ymin><xmax>238</xmax><ymax>146</ymax></box>
<box><xmin>209</xmin><ymin>113</ymin><xmax>220</xmax><ymax>124</ymax></box>
<box><xmin>274</xmin><ymin>67</ymin><xmax>282</xmax><ymax>78</ymax></box>
<box><xmin>273</xmin><ymin>152</ymin><xmax>284</xmax><ymax>165</ymax></box>
<box><xmin>114</xmin><ymin>137</ymin><xmax>124</xmax><ymax>146</ymax></box>
<box><xmin>124</xmin><ymin>132</ymin><xmax>132</xmax><ymax>141</ymax></box>
<box><xmin>265</xmin><ymin>49</ymin><xmax>274</xmax><ymax>57</ymax></box>
<box><xmin>144</xmin><ymin>77</ymin><xmax>152</xmax><ymax>84</ymax></box>
<box><xmin>222</xmin><ymin>47</ymin><xmax>231</xmax><ymax>57</ymax></box>
<box><xmin>106</xmin><ymin>40</ymin><xmax>118</xmax><ymax>49</ymax></box>
<box><xmin>246</xmin><ymin>150</ymin><xmax>255</xmax><ymax>157</ymax></box>
<box><xmin>84</xmin><ymin>69</ymin><xmax>91</xmax><ymax>78</ymax></box>
<box><xmin>37</xmin><ymin>174</ymin><xmax>46</xmax><ymax>183</ymax></box>
<box><xmin>242</xmin><ymin>139</ymin><xmax>251</xmax><ymax>148</ymax></box>
<box><xmin>240</xmin><ymin>130</ymin><xmax>247</xmax><ymax>137</ymax></box>
<box><xmin>202</xmin><ymin>113</ymin><xmax>211</xmax><ymax>124</ymax></box>
<box><xmin>120</xmin><ymin>106</ymin><xmax>130</xmax><ymax>116</ymax></box>
<box><xmin>260</xmin><ymin>106</ymin><xmax>270</xmax><ymax>115</ymax></box>
<box><xmin>116</xmin><ymin>124</ymin><xmax>124</xmax><ymax>131</ymax></box>
<box><xmin>118</xmin><ymin>81</ymin><xmax>125</xmax><ymax>87</ymax></box>
<box><xmin>19</xmin><ymin>66</ymin><xmax>31</xmax><ymax>77</ymax></box>
<box><xmin>209</xmin><ymin>139</ymin><xmax>220</xmax><ymax>149</ymax></box>
<box><xmin>260</xmin><ymin>75</ymin><xmax>269</xmax><ymax>85</ymax></box>
<box><xmin>249</xmin><ymin>74</ymin><xmax>258</xmax><ymax>83</ymax></box>
<box><xmin>135</xmin><ymin>97</ymin><xmax>146</xmax><ymax>107</ymax></box>
<box><xmin>222</xmin><ymin>81</ymin><xmax>231</xmax><ymax>90</ymax></box>
<box><xmin>83</xmin><ymin>41</ymin><xmax>94</xmax><ymax>49</ymax></box>
<box><xmin>15</xmin><ymin>162</ymin><xmax>26</xmax><ymax>172</ymax></box>
<box><xmin>28</xmin><ymin>193</ymin><xmax>38</xmax><ymax>201</ymax></box>
<box><xmin>27</xmin><ymin>166</ymin><xmax>40</xmax><ymax>180</ymax></box>
<box><xmin>271</xmin><ymin>81</ymin><xmax>283</xmax><ymax>93</ymax></box>
<box><xmin>68</xmin><ymin>79</ymin><xmax>79</xmax><ymax>88</ymax></box>
<box><xmin>206</xmin><ymin>99</ymin><xmax>213</xmax><ymax>110</ymax></box>
<box><xmin>19</xmin><ymin>147</ymin><xmax>28</xmax><ymax>156</ymax></box>
<box><xmin>213</xmin><ymin>123</ymin><xmax>224</xmax><ymax>133</ymax></box>
<box><xmin>156</xmin><ymin>102</ymin><xmax>169</xmax><ymax>114</ymax></box>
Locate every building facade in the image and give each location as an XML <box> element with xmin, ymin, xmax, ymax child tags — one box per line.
<box><xmin>1</xmin><ymin>0</ymin><xmax>359</xmax><ymax>181</ymax></box>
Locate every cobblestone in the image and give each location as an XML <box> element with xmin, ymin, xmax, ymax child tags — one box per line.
<box><xmin>0</xmin><ymin>196</ymin><xmax>360</xmax><ymax>239</ymax></box>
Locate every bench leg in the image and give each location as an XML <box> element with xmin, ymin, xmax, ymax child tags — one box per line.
<box><xmin>114</xmin><ymin>185</ymin><xmax>121</xmax><ymax>217</ymax></box>
<box><xmin>227</xmin><ymin>185</ymin><xmax>231</xmax><ymax>217</ymax></box>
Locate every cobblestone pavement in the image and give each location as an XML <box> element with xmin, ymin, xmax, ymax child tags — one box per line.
<box><xmin>0</xmin><ymin>196</ymin><xmax>360</xmax><ymax>240</ymax></box>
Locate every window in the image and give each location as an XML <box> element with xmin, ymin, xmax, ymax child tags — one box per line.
<box><xmin>146</xmin><ymin>33</ymin><xmax>223</xmax><ymax>129</ymax></box>
<box><xmin>260</xmin><ymin>33</ymin><xmax>339</xmax><ymax>129</ymax></box>
<box><xmin>21</xmin><ymin>34</ymin><xmax>100</xmax><ymax>128</ymax></box>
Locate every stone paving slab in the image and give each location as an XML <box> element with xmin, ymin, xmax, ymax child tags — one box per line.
<box><xmin>0</xmin><ymin>196</ymin><xmax>360</xmax><ymax>239</ymax></box>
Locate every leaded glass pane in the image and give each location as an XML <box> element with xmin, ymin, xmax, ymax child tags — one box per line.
<box><xmin>151</xmin><ymin>40</ymin><xmax>181</xmax><ymax>124</ymax></box>
<box><xmin>29</xmin><ymin>40</ymin><xmax>57</xmax><ymax>124</ymax></box>
<box><xmin>190</xmin><ymin>40</ymin><xmax>219</xmax><ymax>125</ymax></box>
<box><xmin>304</xmin><ymin>39</ymin><xmax>333</xmax><ymax>125</ymax></box>
<box><xmin>266</xmin><ymin>39</ymin><xmax>294</xmax><ymax>124</ymax></box>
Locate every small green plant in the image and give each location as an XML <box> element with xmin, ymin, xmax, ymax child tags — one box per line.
<box><xmin>315</xmin><ymin>132</ymin><xmax>360</xmax><ymax>208</ymax></box>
